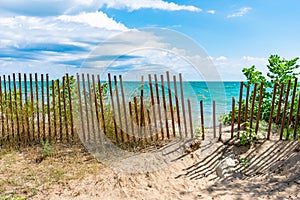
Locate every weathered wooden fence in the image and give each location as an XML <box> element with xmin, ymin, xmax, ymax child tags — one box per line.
<box><xmin>210</xmin><ymin>79</ymin><xmax>300</xmax><ymax>141</ymax></box>
<box><xmin>0</xmin><ymin>72</ymin><xmax>196</xmax><ymax>148</ymax></box>
<box><xmin>1</xmin><ymin>73</ymin><xmax>299</xmax><ymax>148</ymax></box>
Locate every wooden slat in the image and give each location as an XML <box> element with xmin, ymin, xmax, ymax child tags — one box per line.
<box><xmin>108</xmin><ymin>73</ymin><xmax>118</xmax><ymax>143</ymax></box>
<box><xmin>161</xmin><ymin>75</ymin><xmax>169</xmax><ymax>139</ymax></box>
<box><xmin>213</xmin><ymin>100</ymin><xmax>216</xmax><ymax>138</ymax></box>
<box><xmin>231</xmin><ymin>97</ymin><xmax>235</xmax><ymax>139</ymax></box>
<box><xmin>52</xmin><ymin>80</ymin><xmax>57</xmax><ymax>140</ymax></box>
<box><xmin>87</xmin><ymin>74</ymin><xmax>95</xmax><ymax>141</ymax></box>
<box><xmin>92</xmin><ymin>75</ymin><xmax>101</xmax><ymax>143</ymax></box>
<box><xmin>41</xmin><ymin>74</ymin><xmax>45</xmax><ymax>141</ymax></box>
<box><xmin>8</xmin><ymin>75</ymin><xmax>15</xmax><ymax>140</ymax></box>
<box><xmin>0</xmin><ymin>76</ymin><xmax>3</xmax><ymax>140</ymax></box>
<box><xmin>286</xmin><ymin>78</ymin><xmax>298</xmax><ymax>139</ymax></box>
<box><xmin>173</xmin><ymin>75</ymin><xmax>182</xmax><ymax>139</ymax></box>
<box><xmin>18</xmin><ymin>73</ymin><xmax>24</xmax><ymax>142</ymax></box>
<box><xmin>76</xmin><ymin>74</ymin><xmax>85</xmax><ymax>142</ymax></box>
<box><xmin>154</xmin><ymin>74</ymin><xmax>164</xmax><ymax>139</ymax></box>
<box><xmin>62</xmin><ymin>76</ymin><xmax>69</xmax><ymax>141</ymax></box>
<box><xmin>275</xmin><ymin>84</ymin><xmax>284</xmax><ymax>124</ymax></box>
<box><xmin>46</xmin><ymin>74</ymin><xmax>51</xmax><ymax>141</ymax></box>
<box><xmin>249</xmin><ymin>83</ymin><xmax>257</xmax><ymax>129</ymax></box>
<box><xmin>35</xmin><ymin>73</ymin><xmax>40</xmax><ymax>141</ymax></box>
<box><xmin>140</xmin><ymin>76</ymin><xmax>145</xmax><ymax>140</ymax></box>
<box><xmin>66</xmin><ymin>74</ymin><xmax>74</xmax><ymax>140</ymax></box>
<box><xmin>179</xmin><ymin>73</ymin><xmax>187</xmax><ymax>137</ymax></box>
<box><xmin>29</xmin><ymin>74</ymin><xmax>35</xmax><ymax>141</ymax></box>
<box><xmin>166</xmin><ymin>71</ymin><xmax>175</xmax><ymax>137</ymax></box>
<box><xmin>293</xmin><ymin>93</ymin><xmax>300</xmax><ymax>139</ymax></box>
<box><xmin>255</xmin><ymin>82</ymin><xmax>264</xmax><ymax>133</ymax></box>
<box><xmin>149</xmin><ymin>74</ymin><xmax>158</xmax><ymax>140</ymax></box>
<box><xmin>187</xmin><ymin>99</ymin><xmax>193</xmax><ymax>138</ymax></box>
<box><xmin>13</xmin><ymin>74</ymin><xmax>20</xmax><ymax>143</ymax></box>
<box><xmin>200</xmin><ymin>100</ymin><xmax>205</xmax><ymax>140</ymax></box>
<box><xmin>119</xmin><ymin>75</ymin><xmax>129</xmax><ymax>139</ymax></box>
<box><xmin>57</xmin><ymin>79</ymin><xmax>63</xmax><ymax>141</ymax></box>
<box><xmin>237</xmin><ymin>82</ymin><xmax>243</xmax><ymax>131</ymax></box>
<box><xmin>114</xmin><ymin>75</ymin><xmax>124</xmax><ymax>142</ymax></box>
<box><xmin>24</xmin><ymin>74</ymin><xmax>30</xmax><ymax>142</ymax></box>
<box><xmin>133</xmin><ymin>97</ymin><xmax>139</xmax><ymax>140</ymax></box>
<box><xmin>267</xmin><ymin>82</ymin><xmax>278</xmax><ymax>139</ymax></box>
<box><xmin>82</xmin><ymin>74</ymin><xmax>90</xmax><ymax>141</ymax></box>
<box><xmin>280</xmin><ymin>80</ymin><xmax>291</xmax><ymax>140</ymax></box>
<box><xmin>97</xmin><ymin>75</ymin><xmax>106</xmax><ymax>135</ymax></box>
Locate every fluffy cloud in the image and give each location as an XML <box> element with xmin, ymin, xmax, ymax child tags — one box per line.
<box><xmin>58</xmin><ymin>11</ymin><xmax>128</xmax><ymax>31</ymax></box>
<box><xmin>0</xmin><ymin>0</ymin><xmax>201</xmax><ymax>17</ymax></box>
<box><xmin>207</xmin><ymin>10</ymin><xmax>216</xmax><ymax>14</ymax></box>
<box><xmin>98</xmin><ymin>0</ymin><xmax>201</xmax><ymax>12</ymax></box>
<box><xmin>227</xmin><ymin>7</ymin><xmax>252</xmax><ymax>18</ymax></box>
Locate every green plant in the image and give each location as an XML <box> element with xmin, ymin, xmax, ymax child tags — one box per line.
<box><xmin>42</xmin><ymin>140</ymin><xmax>52</xmax><ymax>157</ymax></box>
<box><xmin>223</xmin><ymin>54</ymin><xmax>300</xmax><ymax>138</ymax></box>
<box><xmin>239</xmin><ymin>157</ymin><xmax>251</xmax><ymax>168</ymax></box>
<box><xmin>235</xmin><ymin>122</ymin><xmax>257</xmax><ymax>146</ymax></box>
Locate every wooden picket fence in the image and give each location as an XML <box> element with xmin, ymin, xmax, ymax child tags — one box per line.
<box><xmin>0</xmin><ymin>73</ymin><xmax>299</xmax><ymax>148</ymax></box>
<box><xmin>0</xmin><ymin>72</ymin><xmax>197</xmax><ymax>148</ymax></box>
<box><xmin>213</xmin><ymin>79</ymin><xmax>300</xmax><ymax>141</ymax></box>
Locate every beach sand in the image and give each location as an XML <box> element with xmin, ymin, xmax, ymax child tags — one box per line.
<box><xmin>1</xmin><ymin>127</ymin><xmax>299</xmax><ymax>200</ymax></box>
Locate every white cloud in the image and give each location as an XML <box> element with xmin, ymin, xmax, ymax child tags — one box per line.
<box><xmin>227</xmin><ymin>7</ymin><xmax>251</xmax><ymax>18</ymax></box>
<box><xmin>212</xmin><ymin>56</ymin><xmax>268</xmax><ymax>81</ymax></box>
<box><xmin>0</xmin><ymin>0</ymin><xmax>201</xmax><ymax>17</ymax></box>
<box><xmin>216</xmin><ymin>56</ymin><xmax>227</xmax><ymax>61</ymax></box>
<box><xmin>207</xmin><ymin>10</ymin><xmax>216</xmax><ymax>14</ymax></box>
<box><xmin>98</xmin><ymin>0</ymin><xmax>201</xmax><ymax>12</ymax></box>
<box><xmin>58</xmin><ymin>11</ymin><xmax>128</xmax><ymax>31</ymax></box>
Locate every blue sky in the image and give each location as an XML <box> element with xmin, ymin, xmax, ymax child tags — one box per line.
<box><xmin>0</xmin><ymin>0</ymin><xmax>299</xmax><ymax>80</ymax></box>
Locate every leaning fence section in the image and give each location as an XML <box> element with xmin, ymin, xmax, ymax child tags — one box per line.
<box><xmin>75</xmin><ymin>72</ymin><xmax>196</xmax><ymax>150</ymax></box>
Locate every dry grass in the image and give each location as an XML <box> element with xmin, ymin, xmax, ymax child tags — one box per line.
<box><xmin>0</xmin><ymin>142</ymin><xmax>104</xmax><ymax>200</ymax></box>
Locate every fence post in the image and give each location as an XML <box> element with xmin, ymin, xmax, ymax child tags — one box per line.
<box><xmin>154</xmin><ymin>74</ymin><xmax>164</xmax><ymax>139</ymax></box>
<box><xmin>161</xmin><ymin>75</ymin><xmax>169</xmax><ymax>139</ymax></box>
<box><xmin>187</xmin><ymin>99</ymin><xmax>193</xmax><ymax>138</ymax></box>
<box><xmin>267</xmin><ymin>82</ymin><xmax>277</xmax><ymax>139</ymax></box>
<box><xmin>255</xmin><ymin>82</ymin><xmax>264</xmax><ymax>134</ymax></box>
<box><xmin>237</xmin><ymin>82</ymin><xmax>243</xmax><ymax>131</ymax></box>
<box><xmin>52</xmin><ymin>80</ymin><xmax>57</xmax><ymax>141</ymax></box>
<box><xmin>0</xmin><ymin>76</ymin><xmax>3</xmax><ymax>140</ymax></box>
<box><xmin>179</xmin><ymin>73</ymin><xmax>187</xmax><ymax>137</ymax></box>
<box><xmin>280</xmin><ymin>80</ymin><xmax>291</xmax><ymax>140</ymax></box>
<box><xmin>287</xmin><ymin>78</ymin><xmax>298</xmax><ymax>139</ymax></box>
<box><xmin>87</xmin><ymin>74</ymin><xmax>95</xmax><ymax>142</ymax></box>
<box><xmin>200</xmin><ymin>100</ymin><xmax>205</xmax><ymax>140</ymax></box>
<box><xmin>213</xmin><ymin>100</ymin><xmax>216</xmax><ymax>138</ymax></box>
<box><xmin>29</xmin><ymin>74</ymin><xmax>35</xmax><ymax>141</ymax></box>
<box><xmin>46</xmin><ymin>74</ymin><xmax>51</xmax><ymax>142</ymax></box>
<box><xmin>275</xmin><ymin>84</ymin><xmax>284</xmax><ymax>124</ymax></box>
<box><xmin>66</xmin><ymin>74</ymin><xmax>74</xmax><ymax>141</ymax></box>
<box><xmin>114</xmin><ymin>75</ymin><xmax>124</xmax><ymax>142</ymax></box>
<box><xmin>249</xmin><ymin>84</ymin><xmax>257</xmax><ymax>129</ymax></box>
<box><xmin>231</xmin><ymin>97</ymin><xmax>235</xmax><ymax>139</ymax></box>
<box><xmin>173</xmin><ymin>75</ymin><xmax>182</xmax><ymax>139</ymax></box>
<box><xmin>149</xmin><ymin>74</ymin><xmax>158</xmax><ymax>140</ymax></box>
<box><xmin>119</xmin><ymin>75</ymin><xmax>129</xmax><ymax>139</ymax></box>
<box><xmin>293</xmin><ymin>93</ymin><xmax>300</xmax><ymax>139</ymax></box>
<box><xmin>166</xmin><ymin>71</ymin><xmax>175</xmax><ymax>137</ymax></box>
<box><xmin>13</xmin><ymin>74</ymin><xmax>20</xmax><ymax>143</ymax></box>
<box><xmin>76</xmin><ymin>74</ymin><xmax>85</xmax><ymax>142</ymax></box>
<box><xmin>108</xmin><ymin>73</ymin><xmax>118</xmax><ymax>143</ymax></box>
